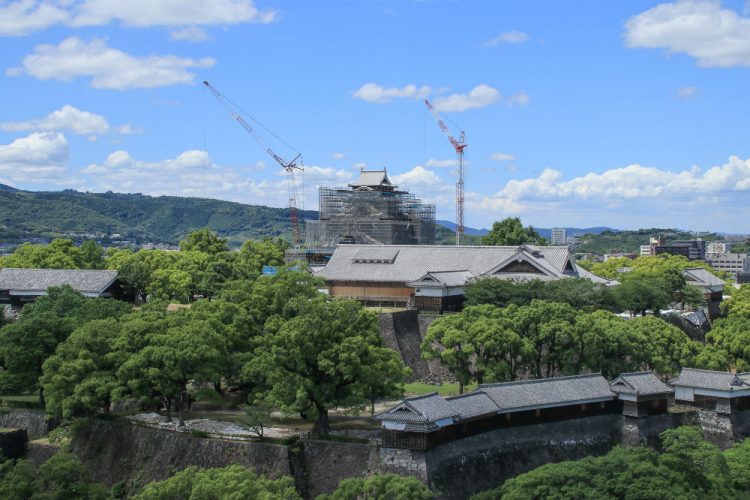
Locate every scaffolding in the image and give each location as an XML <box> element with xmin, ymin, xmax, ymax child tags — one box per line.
<box><xmin>305</xmin><ymin>172</ymin><xmax>436</xmax><ymax>248</ymax></box>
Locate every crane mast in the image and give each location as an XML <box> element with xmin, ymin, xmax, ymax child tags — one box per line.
<box><xmin>203</xmin><ymin>81</ymin><xmax>304</xmax><ymax>247</ymax></box>
<box><xmin>425</xmin><ymin>99</ymin><xmax>467</xmax><ymax>246</ymax></box>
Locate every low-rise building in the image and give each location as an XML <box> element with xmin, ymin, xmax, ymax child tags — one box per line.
<box><xmin>609</xmin><ymin>372</ymin><xmax>672</xmax><ymax>417</ymax></box>
<box><xmin>682</xmin><ymin>267</ymin><xmax>726</xmax><ymax>319</ymax></box>
<box><xmin>655</xmin><ymin>239</ymin><xmax>706</xmax><ymax>261</ymax></box>
<box><xmin>375</xmin><ymin>373</ymin><xmax>620</xmax><ymax>450</ymax></box>
<box><xmin>551</xmin><ymin>227</ymin><xmax>567</xmax><ymax>245</ymax></box>
<box><xmin>0</xmin><ymin>268</ymin><xmax>122</xmax><ymax>311</ymax></box>
<box><xmin>318</xmin><ymin>244</ymin><xmax>616</xmax><ymax>311</ymax></box>
<box><xmin>671</xmin><ymin>368</ymin><xmax>750</xmax><ymax>414</ymax></box>
<box><xmin>706</xmin><ymin>253</ymin><xmax>750</xmax><ymax>278</ymax></box>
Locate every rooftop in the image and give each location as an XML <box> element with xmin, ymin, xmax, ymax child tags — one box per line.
<box><xmin>610</xmin><ymin>371</ymin><xmax>673</xmax><ymax>396</ymax></box>
<box><xmin>0</xmin><ymin>268</ymin><xmax>118</xmax><ymax>295</ymax></box>
<box><xmin>321</xmin><ymin>244</ymin><xmax>615</xmax><ymax>286</ymax></box>
<box><xmin>671</xmin><ymin>368</ymin><xmax>750</xmax><ymax>392</ymax></box>
<box><xmin>348</xmin><ymin>169</ymin><xmax>396</xmax><ymax>190</ymax></box>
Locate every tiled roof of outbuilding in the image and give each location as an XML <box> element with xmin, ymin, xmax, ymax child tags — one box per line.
<box><xmin>478</xmin><ymin>373</ymin><xmax>614</xmax><ymax>412</ymax></box>
<box><xmin>446</xmin><ymin>392</ymin><xmax>499</xmax><ymax>420</ymax></box>
<box><xmin>610</xmin><ymin>372</ymin><xmax>672</xmax><ymax>396</ymax></box>
<box><xmin>374</xmin><ymin>392</ymin><xmax>460</xmax><ymax>423</ymax></box>
<box><xmin>671</xmin><ymin>368</ymin><xmax>750</xmax><ymax>392</ymax></box>
<box><xmin>0</xmin><ymin>268</ymin><xmax>118</xmax><ymax>295</ymax></box>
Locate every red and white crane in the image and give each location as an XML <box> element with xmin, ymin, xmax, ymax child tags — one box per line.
<box><xmin>203</xmin><ymin>81</ymin><xmax>304</xmax><ymax>247</ymax></box>
<box><xmin>425</xmin><ymin>99</ymin><xmax>467</xmax><ymax>246</ymax></box>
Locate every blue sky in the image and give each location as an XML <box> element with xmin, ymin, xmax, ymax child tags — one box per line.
<box><xmin>1</xmin><ymin>0</ymin><xmax>750</xmax><ymax>233</ymax></box>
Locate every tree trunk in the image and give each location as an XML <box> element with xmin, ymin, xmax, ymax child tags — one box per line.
<box><xmin>370</xmin><ymin>399</ymin><xmax>375</xmax><ymax>417</ymax></box>
<box><xmin>164</xmin><ymin>397</ymin><xmax>172</xmax><ymax>423</ymax></box>
<box><xmin>38</xmin><ymin>387</ymin><xmax>45</xmax><ymax>407</ymax></box>
<box><xmin>177</xmin><ymin>390</ymin><xmax>187</xmax><ymax>427</ymax></box>
<box><xmin>312</xmin><ymin>404</ymin><xmax>330</xmax><ymax>434</ymax></box>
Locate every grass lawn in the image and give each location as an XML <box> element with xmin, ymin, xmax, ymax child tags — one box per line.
<box><xmin>183</xmin><ymin>411</ymin><xmax>380</xmax><ymax>432</ymax></box>
<box><xmin>404</xmin><ymin>382</ymin><xmax>478</xmax><ymax>397</ymax></box>
<box><xmin>1</xmin><ymin>394</ymin><xmax>39</xmax><ymax>403</ymax></box>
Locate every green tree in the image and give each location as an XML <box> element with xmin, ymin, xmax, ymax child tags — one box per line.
<box><xmin>724</xmin><ymin>438</ymin><xmax>750</xmax><ymax>493</ymax></box>
<box><xmin>359</xmin><ymin>346</ymin><xmax>411</xmax><ymax>415</ymax></box>
<box><xmin>513</xmin><ymin>300</ymin><xmax>578</xmax><ymax>378</ymax></box>
<box><xmin>2</xmin><ymin>239</ymin><xmax>83</xmax><ymax>269</ymax></box>
<box><xmin>147</xmin><ymin>268</ymin><xmax>193</xmax><ymax>303</ymax></box>
<box><xmin>319</xmin><ymin>474</ymin><xmax>434</xmax><ymax>500</ymax></box>
<box><xmin>628</xmin><ymin>316</ymin><xmax>699</xmax><ymax>376</ymax></box>
<box><xmin>0</xmin><ymin>457</ymin><xmax>36</xmax><ymax>500</ymax></box>
<box><xmin>34</xmin><ymin>451</ymin><xmax>109</xmax><ymax>499</ymax></box>
<box><xmin>179</xmin><ymin>228</ymin><xmax>230</xmax><ymax>254</ymax></box>
<box><xmin>117</xmin><ymin>311</ymin><xmax>229</xmax><ymax>426</ymax></box>
<box><xmin>481</xmin><ymin>217</ymin><xmax>546</xmax><ymax>246</ymax></box>
<box><xmin>612</xmin><ymin>273</ymin><xmax>671</xmax><ymax>316</ymax></box>
<box><xmin>235</xmin><ymin>238</ymin><xmax>288</xmax><ymax>277</ymax></box>
<box><xmin>245</xmin><ymin>298</ymin><xmax>406</xmax><ymax>434</ymax></box>
<box><xmin>79</xmin><ymin>240</ymin><xmax>106</xmax><ymax>270</ymax></box>
<box><xmin>134</xmin><ymin>465</ymin><xmax>300</xmax><ymax>500</ymax></box>
<box><xmin>40</xmin><ymin>319</ymin><xmax>122</xmax><ymax>419</ymax></box>
<box><xmin>705</xmin><ymin>316</ymin><xmax>750</xmax><ymax>371</ymax></box>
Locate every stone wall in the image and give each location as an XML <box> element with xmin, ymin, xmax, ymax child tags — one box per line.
<box><xmin>298</xmin><ymin>439</ymin><xmax>374</xmax><ymax>498</ymax></box>
<box><xmin>377</xmin><ymin>310</ymin><xmax>453</xmax><ymax>382</ymax></box>
<box><xmin>0</xmin><ymin>409</ymin><xmax>49</xmax><ymax>439</ymax></box>
<box><xmin>70</xmin><ymin>420</ymin><xmax>292</xmax><ymax>488</ymax></box>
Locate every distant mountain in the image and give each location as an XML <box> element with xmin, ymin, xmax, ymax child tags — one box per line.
<box><xmin>0</xmin><ymin>183</ymin><xmax>18</xmax><ymax>192</ymax></box>
<box><xmin>0</xmin><ymin>187</ymin><xmax>317</xmax><ymax>246</ymax></box>
<box><xmin>436</xmin><ymin>220</ymin><xmax>489</xmax><ymax>236</ymax></box>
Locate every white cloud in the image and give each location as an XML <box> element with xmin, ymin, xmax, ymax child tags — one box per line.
<box><xmin>78</xmin><ymin>149</ymin><xmax>353</xmax><ymax>209</ymax></box>
<box><xmin>7</xmin><ymin>37</ymin><xmax>215</xmax><ymax>89</ymax></box>
<box><xmin>489</xmin><ymin>152</ymin><xmax>516</xmax><ymax>161</ymax></box>
<box><xmin>495</xmin><ymin>157</ymin><xmax>750</xmax><ymax>202</ymax></box>
<box><xmin>352</xmin><ymin>162</ymin><xmax>367</xmax><ymax>170</ymax></box>
<box><xmin>625</xmin><ymin>1</ymin><xmax>750</xmax><ymax>67</ymax></box>
<box><xmin>72</xmin><ymin>0</ymin><xmax>276</xmax><ymax>27</ymax></box>
<box><xmin>0</xmin><ymin>132</ymin><xmax>74</xmax><ymax>185</ymax></box>
<box><xmin>353</xmin><ymin>83</ymin><xmax>433</xmax><ymax>103</ymax></box>
<box><xmin>0</xmin><ymin>0</ymin><xmax>69</xmax><ymax>36</ymax></box>
<box><xmin>482</xmin><ymin>30</ymin><xmax>529</xmax><ymax>46</ymax></box>
<box><xmin>426</xmin><ymin>158</ymin><xmax>458</xmax><ymax>168</ymax></box>
<box><xmin>0</xmin><ymin>105</ymin><xmax>110</xmax><ymax>135</ymax></box>
<box><xmin>432</xmin><ymin>84</ymin><xmax>501</xmax><ymax>112</ymax></box>
<box><xmin>114</xmin><ymin>123</ymin><xmax>142</xmax><ymax>135</ymax></box>
<box><xmin>0</xmin><ymin>0</ymin><xmax>277</xmax><ymax>36</ymax></box>
<box><xmin>675</xmin><ymin>86</ymin><xmax>700</xmax><ymax>100</ymax></box>
<box><xmin>332</xmin><ymin>152</ymin><xmax>345</xmax><ymax>160</ymax></box>
<box><xmin>507</xmin><ymin>91</ymin><xmax>530</xmax><ymax>107</ymax></box>
<box><xmin>170</xmin><ymin>25</ymin><xmax>208</xmax><ymax>42</ymax></box>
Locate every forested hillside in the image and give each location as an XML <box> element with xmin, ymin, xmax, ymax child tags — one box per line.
<box><xmin>0</xmin><ymin>185</ymin><xmax>316</xmax><ymax>245</ymax></box>
<box><xmin>574</xmin><ymin>228</ymin><xmax>719</xmax><ymax>255</ymax></box>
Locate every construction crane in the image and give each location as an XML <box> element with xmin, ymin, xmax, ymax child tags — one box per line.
<box><xmin>425</xmin><ymin>99</ymin><xmax>467</xmax><ymax>246</ymax></box>
<box><xmin>203</xmin><ymin>81</ymin><xmax>304</xmax><ymax>247</ymax></box>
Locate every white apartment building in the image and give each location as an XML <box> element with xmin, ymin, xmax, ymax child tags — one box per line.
<box><xmin>551</xmin><ymin>227</ymin><xmax>567</xmax><ymax>245</ymax></box>
<box><xmin>707</xmin><ymin>253</ymin><xmax>750</xmax><ymax>277</ymax></box>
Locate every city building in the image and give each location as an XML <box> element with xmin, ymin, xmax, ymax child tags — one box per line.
<box><xmin>640</xmin><ymin>236</ymin><xmax>665</xmax><ymax>257</ymax></box>
<box><xmin>317</xmin><ymin>244</ymin><xmax>616</xmax><ymax>311</ymax></box>
<box><xmin>551</xmin><ymin>227</ymin><xmax>567</xmax><ymax>245</ymax></box>
<box><xmin>304</xmin><ymin>169</ymin><xmax>435</xmax><ymax>249</ymax></box>
<box><xmin>706</xmin><ymin>253</ymin><xmax>750</xmax><ymax>278</ymax></box>
<box><xmin>655</xmin><ymin>239</ymin><xmax>706</xmax><ymax>261</ymax></box>
<box><xmin>706</xmin><ymin>241</ymin><xmax>729</xmax><ymax>254</ymax></box>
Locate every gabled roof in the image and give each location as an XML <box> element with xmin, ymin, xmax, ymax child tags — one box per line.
<box><xmin>683</xmin><ymin>268</ymin><xmax>726</xmax><ymax>288</ymax></box>
<box><xmin>407</xmin><ymin>270</ymin><xmax>474</xmax><ymax>288</ymax></box>
<box><xmin>671</xmin><ymin>368</ymin><xmax>750</xmax><ymax>392</ymax></box>
<box><xmin>321</xmin><ymin>244</ymin><xmax>615</xmax><ymax>285</ymax></box>
<box><xmin>610</xmin><ymin>372</ymin><xmax>672</xmax><ymax>396</ymax></box>
<box><xmin>478</xmin><ymin>373</ymin><xmax>614</xmax><ymax>412</ymax></box>
<box><xmin>348</xmin><ymin>169</ymin><xmax>396</xmax><ymax>189</ymax></box>
<box><xmin>374</xmin><ymin>392</ymin><xmax>460</xmax><ymax>423</ymax></box>
<box><xmin>0</xmin><ymin>268</ymin><xmax>118</xmax><ymax>296</ymax></box>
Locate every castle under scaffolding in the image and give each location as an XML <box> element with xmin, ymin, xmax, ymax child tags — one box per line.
<box><xmin>305</xmin><ymin>169</ymin><xmax>436</xmax><ymax>249</ymax></box>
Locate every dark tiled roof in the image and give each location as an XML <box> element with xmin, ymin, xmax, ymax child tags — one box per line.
<box><xmin>446</xmin><ymin>392</ymin><xmax>498</xmax><ymax>420</ymax></box>
<box><xmin>671</xmin><ymin>368</ymin><xmax>750</xmax><ymax>392</ymax></box>
<box><xmin>610</xmin><ymin>372</ymin><xmax>672</xmax><ymax>396</ymax></box>
<box><xmin>683</xmin><ymin>268</ymin><xmax>726</xmax><ymax>288</ymax></box>
<box><xmin>0</xmin><ymin>268</ymin><xmax>118</xmax><ymax>295</ymax></box>
<box><xmin>321</xmin><ymin>244</ymin><xmax>614</xmax><ymax>285</ymax></box>
<box><xmin>374</xmin><ymin>392</ymin><xmax>459</xmax><ymax>423</ymax></box>
<box><xmin>478</xmin><ymin>373</ymin><xmax>614</xmax><ymax>412</ymax></box>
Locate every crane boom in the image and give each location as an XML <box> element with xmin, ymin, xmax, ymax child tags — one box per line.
<box><xmin>203</xmin><ymin>81</ymin><xmax>303</xmax><ymax>247</ymax></box>
<box><xmin>425</xmin><ymin>99</ymin><xmax>467</xmax><ymax>246</ymax></box>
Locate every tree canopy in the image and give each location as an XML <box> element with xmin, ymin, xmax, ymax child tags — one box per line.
<box><xmin>319</xmin><ymin>473</ymin><xmax>434</xmax><ymax>500</ymax></box>
<box><xmin>481</xmin><ymin>218</ymin><xmax>546</xmax><ymax>246</ymax></box>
